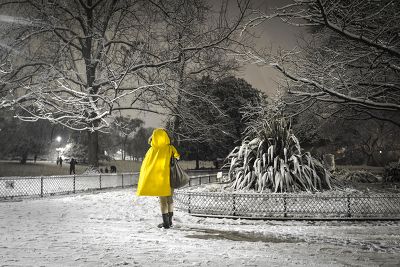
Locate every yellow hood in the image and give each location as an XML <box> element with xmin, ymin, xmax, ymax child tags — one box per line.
<box><xmin>150</xmin><ymin>128</ymin><xmax>170</xmax><ymax>148</ymax></box>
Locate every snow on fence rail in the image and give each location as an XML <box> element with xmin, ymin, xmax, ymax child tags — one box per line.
<box><xmin>0</xmin><ymin>173</ymin><xmax>139</xmax><ymax>199</ymax></box>
<box><xmin>174</xmin><ymin>175</ymin><xmax>400</xmax><ymax>220</ymax></box>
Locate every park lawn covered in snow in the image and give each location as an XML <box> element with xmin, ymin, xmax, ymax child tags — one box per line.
<box><xmin>1</xmin><ymin>188</ymin><xmax>400</xmax><ymax>266</ymax></box>
<box><xmin>0</xmin><ymin>160</ymin><xmax>215</xmax><ymax>177</ymax></box>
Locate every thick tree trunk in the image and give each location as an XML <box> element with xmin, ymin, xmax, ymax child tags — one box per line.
<box><xmin>122</xmin><ymin>136</ymin><xmax>127</xmax><ymax>160</ymax></box>
<box><xmin>172</xmin><ymin>45</ymin><xmax>185</xmax><ymax>145</ymax></box>
<box><xmin>20</xmin><ymin>152</ymin><xmax>28</xmax><ymax>164</ymax></box>
<box><xmin>88</xmin><ymin>131</ymin><xmax>99</xmax><ymax>167</ymax></box>
<box><xmin>367</xmin><ymin>154</ymin><xmax>378</xmax><ymax>166</ymax></box>
<box><xmin>195</xmin><ymin>145</ymin><xmax>200</xmax><ymax>170</ymax></box>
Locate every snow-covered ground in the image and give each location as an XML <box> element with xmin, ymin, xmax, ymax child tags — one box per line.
<box><xmin>1</xmin><ymin>188</ymin><xmax>400</xmax><ymax>267</ymax></box>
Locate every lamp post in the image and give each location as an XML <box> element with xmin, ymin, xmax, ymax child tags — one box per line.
<box><xmin>56</xmin><ymin>136</ymin><xmax>62</xmax><ymax>159</ymax></box>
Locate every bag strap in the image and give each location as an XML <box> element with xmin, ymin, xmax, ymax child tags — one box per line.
<box><xmin>169</xmin><ymin>145</ymin><xmax>176</xmax><ymax>166</ymax></box>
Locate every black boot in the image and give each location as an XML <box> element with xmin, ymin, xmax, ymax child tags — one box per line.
<box><xmin>157</xmin><ymin>213</ymin><xmax>170</xmax><ymax>229</ymax></box>
<box><xmin>168</xmin><ymin>212</ymin><xmax>173</xmax><ymax>227</ymax></box>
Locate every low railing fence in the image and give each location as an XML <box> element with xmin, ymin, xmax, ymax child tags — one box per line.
<box><xmin>174</xmin><ymin>175</ymin><xmax>400</xmax><ymax>220</ymax></box>
<box><xmin>186</xmin><ymin>173</ymin><xmax>220</xmax><ymax>187</ymax></box>
<box><xmin>0</xmin><ymin>173</ymin><xmax>139</xmax><ymax>199</ymax></box>
<box><xmin>0</xmin><ymin>171</ymin><xmax>221</xmax><ymax>200</ymax></box>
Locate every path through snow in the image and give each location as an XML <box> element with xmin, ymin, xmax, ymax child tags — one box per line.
<box><xmin>1</xmin><ymin>188</ymin><xmax>400</xmax><ymax>266</ymax></box>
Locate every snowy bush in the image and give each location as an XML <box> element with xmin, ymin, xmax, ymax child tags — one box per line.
<box><xmin>334</xmin><ymin>169</ymin><xmax>382</xmax><ymax>183</ymax></box>
<box><xmin>384</xmin><ymin>162</ymin><xmax>400</xmax><ymax>182</ymax></box>
<box><xmin>226</xmin><ymin>110</ymin><xmax>332</xmax><ymax>193</ymax></box>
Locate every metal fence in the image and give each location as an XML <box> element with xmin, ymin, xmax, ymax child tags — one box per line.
<box><xmin>186</xmin><ymin>173</ymin><xmax>220</xmax><ymax>187</ymax></box>
<box><xmin>0</xmin><ymin>170</ymin><xmax>221</xmax><ymax>200</ymax></box>
<box><xmin>174</xmin><ymin>175</ymin><xmax>400</xmax><ymax>220</ymax></box>
<box><xmin>0</xmin><ymin>173</ymin><xmax>139</xmax><ymax>199</ymax></box>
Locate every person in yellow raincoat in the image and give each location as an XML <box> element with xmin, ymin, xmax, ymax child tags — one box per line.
<box><xmin>136</xmin><ymin>128</ymin><xmax>180</xmax><ymax>229</ymax></box>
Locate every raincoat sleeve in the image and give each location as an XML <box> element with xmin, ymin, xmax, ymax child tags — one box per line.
<box><xmin>171</xmin><ymin>145</ymin><xmax>180</xmax><ymax>160</ymax></box>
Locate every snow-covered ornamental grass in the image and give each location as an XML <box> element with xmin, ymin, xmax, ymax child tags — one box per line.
<box><xmin>226</xmin><ymin>117</ymin><xmax>332</xmax><ymax>193</ymax></box>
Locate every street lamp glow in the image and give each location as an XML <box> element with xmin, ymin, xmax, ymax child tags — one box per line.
<box><xmin>56</xmin><ymin>136</ymin><xmax>62</xmax><ymax>143</ymax></box>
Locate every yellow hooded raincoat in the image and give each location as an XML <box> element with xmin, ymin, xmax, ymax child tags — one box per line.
<box><xmin>136</xmin><ymin>128</ymin><xmax>180</xmax><ymax>196</ymax></box>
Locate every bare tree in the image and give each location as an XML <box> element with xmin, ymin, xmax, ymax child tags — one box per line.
<box><xmin>239</xmin><ymin>0</ymin><xmax>400</xmax><ymax>126</ymax></box>
<box><xmin>0</xmin><ymin>110</ymin><xmax>54</xmax><ymax>163</ymax></box>
<box><xmin>135</xmin><ymin>0</ymin><xmax>252</xmax><ymax>145</ymax></box>
<box><xmin>0</xmin><ymin>0</ymin><xmax>250</xmax><ymax>166</ymax></box>
<box><xmin>175</xmin><ymin>76</ymin><xmax>266</xmax><ymax>169</ymax></box>
<box><xmin>127</xmin><ymin>126</ymin><xmax>153</xmax><ymax>160</ymax></box>
<box><xmin>112</xmin><ymin>116</ymin><xmax>143</xmax><ymax>160</ymax></box>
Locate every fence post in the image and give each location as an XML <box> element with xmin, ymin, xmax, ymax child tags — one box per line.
<box><xmin>188</xmin><ymin>194</ymin><xmax>191</xmax><ymax>214</ymax></box>
<box><xmin>347</xmin><ymin>196</ymin><xmax>351</xmax><ymax>217</ymax></box>
<box><xmin>121</xmin><ymin>173</ymin><xmax>124</xmax><ymax>188</ymax></box>
<box><xmin>99</xmin><ymin>174</ymin><xmax>102</xmax><ymax>189</ymax></box>
<box><xmin>73</xmin><ymin>174</ymin><xmax>76</xmax><ymax>194</ymax></box>
<box><xmin>283</xmin><ymin>194</ymin><xmax>287</xmax><ymax>217</ymax></box>
<box><xmin>40</xmin><ymin>177</ymin><xmax>44</xmax><ymax>197</ymax></box>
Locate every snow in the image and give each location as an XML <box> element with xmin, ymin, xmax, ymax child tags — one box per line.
<box><xmin>1</xmin><ymin>188</ymin><xmax>400</xmax><ymax>266</ymax></box>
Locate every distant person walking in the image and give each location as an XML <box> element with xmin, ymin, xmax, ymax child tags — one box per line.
<box><xmin>69</xmin><ymin>158</ymin><xmax>77</xmax><ymax>175</ymax></box>
<box><xmin>59</xmin><ymin>157</ymin><xmax>63</xmax><ymax>167</ymax></box>
<box><xmin>56</xmin><ymin>157</ymin><xmax>59</xmax><ymax>165</ymax></box>
<box><xmin>136</xmin><ymin>128</ymin><xmax>180</xmax><ymax>229</ymax></box>
<box><xmin>110</xmin><ymin>165</ymin><xmax>117</xmax><ymax>173</ymax></box>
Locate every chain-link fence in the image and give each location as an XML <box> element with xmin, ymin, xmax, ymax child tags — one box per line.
<box><xmin>0</xmin><ymin>173</ymin><xmax>138</xmax><ymax>199</ymax></box>
<box><xmin>174</xmin><ymin>175</ymin><xmax>400</xmax><ymax>220</ymax></box>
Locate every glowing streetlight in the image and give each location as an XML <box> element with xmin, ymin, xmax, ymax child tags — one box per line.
<box><xmin>56</xmin><ymin>136</ymin><xmax>62</xmax><ymax>160</ymax></box>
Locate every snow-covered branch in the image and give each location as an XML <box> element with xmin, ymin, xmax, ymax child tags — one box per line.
<box><xmin>237</xmin><ymin>0</ymin><xmax>400</xmax><ymax>125</ymax></box>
